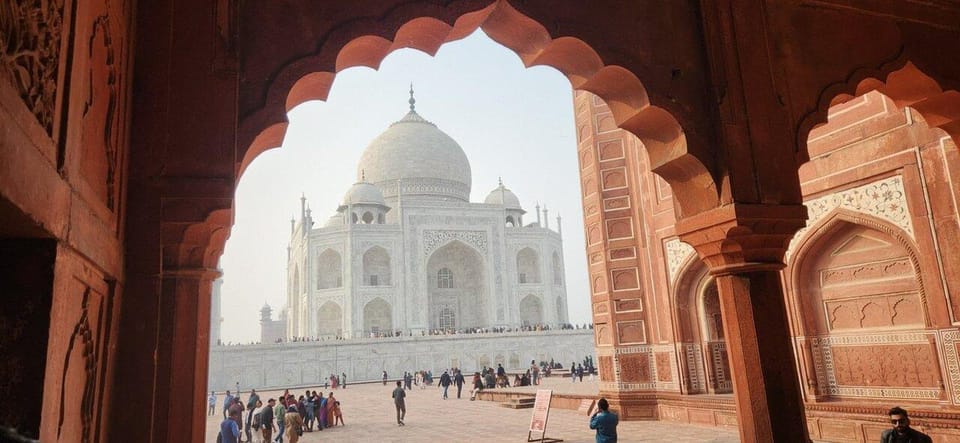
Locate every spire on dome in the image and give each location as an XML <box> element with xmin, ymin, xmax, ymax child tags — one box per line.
<box><xmin>361</xmin><ymin>169</ymin><xmax>366</xmax><ymax>182</ymax></box>
<box><xmin>498</xmin><ymin>176</ymin><xmax>503</xmax><ymax>187</ymax></box>
<box><xmin>409</xmin><ymin>83</ymin><xmax>416</xmax><ymax>111</ymax></box>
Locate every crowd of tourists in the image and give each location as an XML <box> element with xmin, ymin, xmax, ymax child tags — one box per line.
<box><xmin>214</xmin><ymin>387</ymin><xmax>344</xmax><ymax>443</ymax></box>
<box><xmin>214</xmin><ymin>323</ymin><xmax>594</xmax><ymax>346</ymax></box>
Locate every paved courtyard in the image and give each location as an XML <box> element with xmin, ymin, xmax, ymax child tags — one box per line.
<box><xmin>205</xmin><ymin>378</ymin><xmax>739</xmax><ymax>443</ymax></box>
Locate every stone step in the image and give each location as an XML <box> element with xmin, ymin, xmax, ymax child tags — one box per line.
<box><xmin>500</xmin><ymin>397</ymin><xmax>536</xmax><ymax>409</ymax></box>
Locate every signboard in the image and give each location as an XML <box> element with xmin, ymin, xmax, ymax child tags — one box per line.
<box><xmin>527</xmin><ymin>390</ymin><xmax>562</xmax><ymax>442</ymax></box>
<box><xmin>577</xmin><ymin>399</ymin><xmax>595</xmax><ymax>416</ymax></box>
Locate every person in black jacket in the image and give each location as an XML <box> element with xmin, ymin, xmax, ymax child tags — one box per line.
<box><xmin>260</xmin><ymin>398</ymin><xmax>276</xmax><ymax>442</ymax></box>
<box><xmin>881</xmin><ymin>407</ymin><xmax>932</xmax><ymax>443</ymax></box>
<box><xmin>439</xmin><ymin>370</ymin><xmax>452</xmax><ymax>399</ymax></box>
<box><xmin>453</xmin><ymin>369</ymin><xmax>465</xmax><ymax>399</ymax></box>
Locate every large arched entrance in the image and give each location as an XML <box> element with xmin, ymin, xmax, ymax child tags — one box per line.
<box><xmin>519</xmin><ymin>294</ymin><xmax>543</xmax><ymax>327</ymax></box>
<box><xmin>426</xmin><ymin>240</ymin><xmax>487</xmax><ymax>330</ymax></box>
<box><xmin>363</xmin><ymin>298</ymin><xmax>393</xmax><ymax>336</ymax></box>
<box><xmin>4</xmin><ymin>1</ymin><xmax>960</xmax><ymax>441</ymax></box>
<box><xmin>316</xmin><ymin>301</ymin><xmax>342</xmax><ymax>338</ymax></box>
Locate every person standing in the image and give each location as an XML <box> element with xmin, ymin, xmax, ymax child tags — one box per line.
<box><xmin>246</xmin><ymin>399</ymin><xmax>262</xmax><ymax>443</ymax></box>
<box><xmin>273</xmin><ymin>397</ymin><xmax>287</xmax><ymax>443</ymax></box>
<box><xmin>342</xmin><ymin>372</ymin><xmax>347</xmax><ymax>389</ymax></box>
<box><xmin>260</xmin><ymin>398</ymin><xmax>276</xmax><ymax>443</ymax></box>
<box><xmin>578</xmin><ymin>364</ymin><xmax>584</xmax><ymax>382</ymax></box>
<box><xmin>283</xmin><ymin>405</ymin><xmax>303</xmax><ymax>443</ymax></box>
<box><xmin>223</xmin><ymin>390</ymin><xmax>234</xmax><ymax>419</ymax></box>
<box><xmin>326</xmin><ymin>392</ymin><xmax>338</xmax><ymax>427</ymax></box>
<box><xmin>439</xmin><ymin>370</ymin><xmax>452</xmax><ymax>399</ymax></box>
<box><xmin>236</xmin><ymin>381</ymin><xmax>241</xmax><ymax>395</ymax></box>
<box><xmin>531</xmin><ymin>361</ymin><xmax>540</xmax><ymax>385</ymax></box>
<box><xmin>249</xmin><ymin>400</ymin><xmax>264</xmax><ymax>443</ymax></box>
<box><xmin>454</xmin><ymin>369</ymin><xmax>465</xmax><ymax>399</ymax></box>
<box><xmin>382</xmin><ymin>370</ymin><xmax>388</xmax><ymax>385</ymax></box>
<box><xmin>882</xmin><ymin>407</ymin><xmax>932</xmax><ymax>443</ymax></box>
<box><xmin>228</xmin><ymin>397</ymin><xmax>245</xmax><ymax>440</ymax></box>
<box><xmin>209</xmin><ymin>391</ymin><xmax>217</xmax><ymax>416</ymax></box>
<box><xmin>220</xmin><ymin>415</ymin><xmax>241</xmax><ymax>443</ymax></box>
<box><xmin>589</xmin><ymin>398</ymin><xmax>618</xmax><ymax>443</ymax></box>
<box><xmin>392</xmin><ymin>380</ymin><xmax>406</xmax><ymax>426</ymax></box>
<box><xmin>317</xmin><ymin>392</ymin><xmax>328</xmax><ymax>430</ymax></box>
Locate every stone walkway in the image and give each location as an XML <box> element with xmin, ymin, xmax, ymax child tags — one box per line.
<box><xmin>206</xmin><ymin>378</ymin><xmax>739</xmax><ymax>442</ymax></box>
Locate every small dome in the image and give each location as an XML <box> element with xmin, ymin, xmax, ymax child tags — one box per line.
<box><xmin>484</xmin><ymin>181</ymin><xmax>521</xmax><ymax>209</ymax></box>
<box><xmin>342</xmin><ymin>181</ymin><xmax>386</xmax><ymax>206</ymax></box>
<box><xmin>324</xmin><ymin>214</ymin><xmax>343</xmax><ymax>227</ymax></box>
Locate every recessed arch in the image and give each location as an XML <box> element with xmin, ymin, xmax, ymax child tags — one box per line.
<box><xmin>427</xmin><ymin>240</ymin><xmax>486</xmax><ymax>329</ymax></box>
<box><xmin>316</xmin><ymin>249</ymin><xmax>342</xmax><ymax>289</ymax></box>
<box><xmin>789</xmin><ymin>209</ymin><xmax>927</xmax><ymax>336</ymax></box>
<box><xmin>363</xmin><ymin>298</ymin><xmax>392</xmax><ymax>335</ymax></box>
<box><xmin>516</xmin><ymin>247</ymin><xmax>540</xmax><ymax>284</ymax></box>
<box><xmin>237</xmin><ymin>1</ymin><xmax>719</xmax><ymax>217</ymax></box>
<box><xmin>519</xmin><ymin>294</ymin><xmax>542</xmax><ymax>326</ymax></box>
<box><xmin>316</xmin><ymin>301</ymin><xmax>342</xmax><ymax>337</ymax></box>
<box><xmin>362</xmin><ymin>246</ymin><xmax>391</xmax><ymax>286</ymax></box>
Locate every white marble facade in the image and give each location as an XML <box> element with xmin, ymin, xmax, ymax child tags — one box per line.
<box><xmin>285</xmin><ymin>93</ymin><xmax>569</xmax><ymax>339</ymax></box>
<box><xmin>209</xmin><ymin>329</ymin><xmax>594</xmax><ymax>390</ymax></box>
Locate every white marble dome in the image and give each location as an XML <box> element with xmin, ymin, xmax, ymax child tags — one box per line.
<box><xmin>356</xmin><ymin>108</ymin><xmax>472</xmax><ymax>201</ymax></box>
<box><xmin>342</xmin><ymin>181</ymin><xmax>386</xmax><ymax>206</ymax></box>
<box><xmin>324</xmin><ymin>214</ymin><xmax>343</xmax><ymax>227</ymax></box>
<box><xmin>484</xmin><ymin>183</ymin><xmax>522</xmax><ymax>209</ymax></box>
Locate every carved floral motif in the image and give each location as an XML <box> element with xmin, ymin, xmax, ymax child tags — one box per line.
<box><xmin>789</xmin><ymin>175</ymin><xmax>914</xmax><ymax>257</ymax></box>
<box><xmin>422</xmin><ymin>230</ymin><xmax>487</xmax><ymax>256</ymax></box>
<box><xmin>0</xmin><ymin>0</ymin><xmax>64</xmax><ymax>134</ymax></box>
<box><xmin>664</xmin><ymin>238</ymin><xmax>695</xmax><ymax>282</ymax></box>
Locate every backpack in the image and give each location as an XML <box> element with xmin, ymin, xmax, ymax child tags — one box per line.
<box><xmin>251</xmin><ymin>410</ymin><xmax>262</xmax><ymax>428</ymax></box>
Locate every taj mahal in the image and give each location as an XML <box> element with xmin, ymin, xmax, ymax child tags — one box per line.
<box><xmin>204</xmin><ymin>91</ymin><xmax>594</xmax><ymax>389</ymax></box>
<box><xmin>285</xmin><ymin>89</ymin><xmax>570</xmax><ymax>339</ymax></box>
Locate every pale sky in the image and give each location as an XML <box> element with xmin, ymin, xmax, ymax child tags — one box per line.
<box><xmin>218</xmin><ymin>30</ymin><xmax>589</xmax><ymax>343</ymax></box>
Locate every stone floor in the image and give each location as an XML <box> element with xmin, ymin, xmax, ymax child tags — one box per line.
<box><xmin>205</xmin><ymin>378</ymin><xmax>740</xmax><ymax>442</ymax></box>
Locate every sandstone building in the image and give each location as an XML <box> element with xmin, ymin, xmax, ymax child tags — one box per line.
<box><xmin>2</xmin><ymin>2</ymin><xmax>959</xmax><ymax>442</ymax></box>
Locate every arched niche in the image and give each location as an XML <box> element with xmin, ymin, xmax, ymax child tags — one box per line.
<box><xmin>792</xmin><ymin>213</ymin><xmax>926</xmax><ymax>336</ymax></box>
<box><xmin>363</xmin><ymin>298</ymin><xmax>392</xmax><ymax>335</ymax></box>
<box><xmin>516</xmin><ymin>247</ymin><xmax>541</xmax><ymax>284</ymax></box>
<box><xmin>427</xmin><ymin>240</ymin><xmax>486</xmax><ymax>330</ymax></box>
<box><xmin>506</xmin><ymin>215</ymin><xmax>516</xmax><ymax>227</ymax></box>
<box><xmin>362</xmin><ymin>211</ymin><xmax>374</xmax><ymax>224</ymax></box>
<box><xmin>790</xmin><ymin>211</ymin><xmax>936</xmax><ymax>402</ymax></box>
<box><xmin>316</xmin><ymin>249</ymin><xmax>342</xmax><ymax>289</ymax></box>
<box><xmin>317</xmin><ymin>301</ymin><xmax>342</xmax><ymax>337</ymax></box>
<box><xmin>362</xmin><ymin>246</ymin><xmax>391</xmax><ymax>286</ymax></box>
<box><xmin>672</xmin><ymin>258</ymin><xmax>730</xmax><ymax>394</ymax></box>
<box><xmin>519</xmin><ymin>294</ymin><xmax>543</xmax><ymax>326</ymax></box>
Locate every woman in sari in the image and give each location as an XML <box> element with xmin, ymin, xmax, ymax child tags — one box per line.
<box><xmin>317</xmin><ymin>391</ymin><xmax>328</xmax><ymax>430</ymax></box>
<box><xmin>326</xmin><ymin>392</ymin><xmax>338</xmax><ymax>427</ymax></box>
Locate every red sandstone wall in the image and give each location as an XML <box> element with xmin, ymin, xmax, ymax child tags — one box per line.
<box><xmin>578</xmin><ymin>90</ymin><xmax>960</xmax><ymax>438</ymax></box>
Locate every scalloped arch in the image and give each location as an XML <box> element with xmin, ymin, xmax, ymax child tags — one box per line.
<box><xmin>799</xmin><ymin>61</ymin><xmax>960</xmax><ymax>164</ymax></box>
<box><xmin>238</xmin><ymin>0</ymin><xmax>718</xmax><ymax>215</ymax></box>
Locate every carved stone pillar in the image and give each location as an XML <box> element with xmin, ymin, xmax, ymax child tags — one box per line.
<box><xmin>677</xmin><ymin>203</ymin><xmax>809</xmax><ymax>442</ymax></box>
<box><xmin>155</xmin><ymin>267</ymin><xmax>219</xmax><ymax>443</ymax></box>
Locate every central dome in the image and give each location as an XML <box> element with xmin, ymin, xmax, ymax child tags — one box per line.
<box><xmin>356</xmin><ymin>94</ymin><xmax>472</xmax><ymax>202</ymax></box>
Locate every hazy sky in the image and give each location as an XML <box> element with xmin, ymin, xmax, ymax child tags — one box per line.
<box><xmin>218</xmin><ymin>30</ymin><xmax>589</xmax><ymax>343</ymax></box>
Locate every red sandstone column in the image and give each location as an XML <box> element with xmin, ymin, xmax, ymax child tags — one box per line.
<box><xmin>678</xmin><ymin>204</ymin><xmax>809</xmax><ymax>442</ymax></box>
<box><xmin>156</xmin><ymin>268</ymin><xmax>218</xmax><ymax>443</ymax></box>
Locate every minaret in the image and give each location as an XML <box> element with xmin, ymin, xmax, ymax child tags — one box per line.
<box><xmin>290</xmin><ymin>217</ymin><xmax>295</xmax><ymax>235</ymax></box>
<box><xmin>543</xmin><ymin>205</ymin><xmax>549</xmax><ymax>229</ymax></box>
<box><xmin>535</xmin><ymin>202</ymin><xmax>541</xmax><ymax>227</ymax></box>
<box><xmin>557</xmin><ymin>214</ymin><xmax>562</xmax><ymax>236</ymax></box>
<box><xmin>300</xmin><ymin>193</ymin><xmax>306</xmax><ymax>220</ymax></box>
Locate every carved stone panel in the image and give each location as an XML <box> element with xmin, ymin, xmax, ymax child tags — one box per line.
<box><xmin>611</xmin><ymin>268</ymin><xmax>639</xmax><ymax>291</ymax></box>
<box><xmin>0</xmin><ymin>0</ymin><xmax>65</xmax><ymax>135</ymax></box>
<box><xmin>599</xmin><ymin>356</ymin><xmax>615</xmax><ymax>382</ymax></box>
<box><xmin>618</xmin><ymin>352</ymin><xmax>651</xmax><ymax>383</ymax></box>
<box><xmin>617</xmin><ymin>320</ymin><xmax>646</xmax><ymax>344</ymax></box>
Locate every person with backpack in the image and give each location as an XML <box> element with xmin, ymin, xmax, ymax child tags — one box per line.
<box><xmin>247</xmin><ymin>399</ymin><xmax>263</xmax><ymax>443</ymax></box>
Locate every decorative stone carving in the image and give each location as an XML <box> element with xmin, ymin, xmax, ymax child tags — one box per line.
<box><xmin>664</xmin><ymin>238</ymin><xmax>695</xmax><ymax>282</ymax></box>
<box><xmin>0</xmin><ymin>0</ymin><xmax>64</xmax><ymax>134</ymax></box>
<box><xmin>601</xmin><ymin>168</ymin><xmax>627</xmax><ymax>190</ymax></box>
<box><xmin>599</xmin><ymin>140</ymin><xmax>624</xmax><ymax>160</ymax></box>
<box><xmin>618</xmin><ymin>353</ymin><xmax>651</xmax><ymax>383</ymax></box>
<box><xmin>940</xmin><ymin>329</ymin><xmax>960</xmax><ymax>405</ymax></box>
<box><xmin>789</xmin><ymin>175</ymin><xmax>914</xmax><ymax>257</ymax></box>
<box><xmin>614</xmin><ymin>298</ymin><xmax>642</xmax><ymax>312</ymax></box>
<box><xmin>605</xmin><ymin>218</ymin><xmax>633</xmax><ymax>240</ymax></box>
<box><xmin>811</xmin><ymin>332</ymin><xmax>944</xmax><ymax>400</ymax></box>
<box><xmin>617</xmin><ymin>320</ymin><xmax>646</xmax><ymax>344</ymax></box>
<box><xmin>79</xmin><ymin>12</ymin><xmax>122</xmax><ymax>211</ymax></box>
<box><xmin>611</xmin><ymin>268</ymin><xmax>639</xmax><ymax>291</ymax></box>
<box><xmin>422</xmin><ymin>230</ymin><xmax>487</xmax><ymax>256</ymax></box>
<box><xmin>656</xmin><ymin>352</ymin><xmax>673</xmax><ymax>382</ymax></box>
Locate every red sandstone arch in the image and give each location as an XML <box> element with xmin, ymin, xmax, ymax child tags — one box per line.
<box><xmin>788</xmin><ymin>208</ymin><xmax>928</xmax><ymax>337</ymax></box>
<box><xmin>237</xmin><ymin>0</ymin><xmax>718</xmax><ymax>219</ymax></box>
<box><xmin>799</xmin><ymin>61</ymin><xmax>960</xmax><ymax>164</ymax></box>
